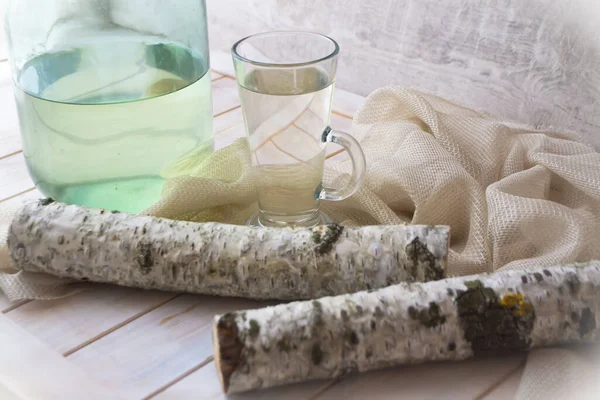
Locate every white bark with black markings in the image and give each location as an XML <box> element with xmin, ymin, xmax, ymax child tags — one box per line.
<box><xmin>7</xmin><ymin>200</ymin><xmax>449</xmax><ymax>300</ymax></box>
<box><xmin>213</xmin><ymin>262</ymin><xmax>600</xmax><ymax>393</ymax></box>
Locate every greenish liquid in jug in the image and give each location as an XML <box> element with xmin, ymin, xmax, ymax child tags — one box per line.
<box><xmin>15</xmin><ymin>41</ymin><xmax>213</xmax><ymax>213</ymax></box>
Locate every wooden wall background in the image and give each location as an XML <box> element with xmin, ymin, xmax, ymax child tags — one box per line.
<box><xmin>206</xmin><ymin>0</ymin><xmax>600</xmax><ymax>148</ymax></box>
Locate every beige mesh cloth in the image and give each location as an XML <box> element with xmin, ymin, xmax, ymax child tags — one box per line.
<box><xmin>1</xmin><ymin>87</ymin><xmax>599</xmax><ymax>398</ymax></box>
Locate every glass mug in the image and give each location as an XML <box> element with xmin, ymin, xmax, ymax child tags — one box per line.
<box><xmin>4</xmin><ymin>0</ymin><xmax>214</xmax><ymax>214</ymax></box>
<box><xmin>232</xmin><ymin>31</ymin><xmax>366</xmax><ymax>227</ymax></box>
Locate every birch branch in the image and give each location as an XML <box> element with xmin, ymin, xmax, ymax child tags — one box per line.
<box><xmin>213</xmin><ymin>262</ymin><xmax>600</xmax><ymax>393</ymax></box>
<box><xmin>7</xmin><ymin>200</ymin><xmax>449</xmax><ymax>300</ymax></box>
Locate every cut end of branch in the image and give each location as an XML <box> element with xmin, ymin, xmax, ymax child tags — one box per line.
<box><xmin>213</xmin><ymin>313</ymin><xmax>243</xmax><ymax>394</ymax></box>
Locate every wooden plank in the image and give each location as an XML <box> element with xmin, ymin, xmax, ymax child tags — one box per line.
<box><xmin>330</xmin><ymin>110</ymin><xmax>354</xmax><ymax>134</ymax></box>
<box><xmin>0</xmin><ymin>187</ymin><xmax>41</xmax><ymax>205</ymax></box>
<box><xmin>209</xmin><ymin>50</ymin><xmax>236</xmax><ymax>78</ymax></box>
<box><xmin>480</xmin><ymin>366</ymin><xmax>524</xmax><ymax>400</ymax></box>
<box><xmin>212</xmin><ymin>77</ymin><xmax>240</xmax><ymax>116</ymax></box>
<box><xmin>67</xmin><ymin>294</ymin><xmax>271</xmax><ymax>399</ymax></box>
<box><xmin>0</xmin><ymin>152</ymin><xmax>32</xmax><ymax>201</ymax></box>
<box><xmin>0</xmin><ymin>382</ymin><xmax>23</xmax><ymax>400</ymax></box>
<box><xmin>0</xmin><ymin>63</ymin><xmax>20</xmax><ymax>159</ymax></box>
<box><xmin>332</xmin><ymin>89</ymin><xmax>364</xmax><ymax>119</ymax></box>
<box><xmin>214</xmin><ymin>105</ymin><xmax>242</xmax><ymax>135</ymax></box>
<box><xmin>152</xmin><ymin>360</ymin><xmax>329</xmax><ymax>400</ymax></box>
<box><xmin>316</xmin><ymin>354</ymin><xmax>527</xmax><ymax>400</ymax></box>
<box><xmin>0</xmin><ymin>313</ymin><xmax>125</xmax><ymax>399</ymax></box>
<box><xmin>5</xmin><ymin>286</ymin><xmax>177</xmax><ymax>355</ymax></box>
<box><xmin>215</xmin><ymin>117</ymin><xmax>245</xmax><ymax>150</ymax></box>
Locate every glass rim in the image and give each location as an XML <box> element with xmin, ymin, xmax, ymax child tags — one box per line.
<box><xmin>231</xmin><ymin>31</ymin><xmax>340</xmax><ymax>68</ymax></box>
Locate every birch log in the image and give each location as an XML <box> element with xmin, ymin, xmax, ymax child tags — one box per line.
<box><xmin>213</xmin><ymin>262</ymin><xmax>600</xmax><ymax>393</ymax></box>
<box><xmin>7</xmin><ymin>200</ymin><xmax>449</xmax><ymax>300</ymax></box>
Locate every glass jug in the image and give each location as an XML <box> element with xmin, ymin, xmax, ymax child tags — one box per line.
<box><xmin>4</xmin><ymin>0</ymin><xmax>213</xmax><ymax>213</ymax></box>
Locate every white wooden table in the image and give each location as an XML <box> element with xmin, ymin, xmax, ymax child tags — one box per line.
<box><xmin>0</xmin><ymin>20</ymin><xmax>525</xmax><ymax>400</ymax></box>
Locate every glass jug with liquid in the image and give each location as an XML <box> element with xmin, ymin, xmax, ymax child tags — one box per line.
<box><xmin>4</xmin><ymin>0</ymin><xmax>213</xmax><ymax>213</ymax></box>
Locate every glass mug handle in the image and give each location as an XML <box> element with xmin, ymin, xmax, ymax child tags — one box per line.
<box><xmin>317</xmin><ymin>126</ymin><xmax>366</xmax><ymax>201</ymax></box>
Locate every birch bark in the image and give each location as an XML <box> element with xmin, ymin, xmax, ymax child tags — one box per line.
<box><xmin>213</xmin><ymin>262</ymin><xmax>600</xmax><ymax>393</ymax></box>
<box><xmin>8</xmin><ymin>200</ymin><xmax>450</xmax><ymax>299</ymax></box>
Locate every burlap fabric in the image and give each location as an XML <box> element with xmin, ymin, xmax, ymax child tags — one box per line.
<box><xmin>1</xmin><ymin>87</ymin><xmax>599</xmax><ymax>398</ymax></box>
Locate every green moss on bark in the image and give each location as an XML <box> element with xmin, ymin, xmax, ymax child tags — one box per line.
<box><xmin>405</xmin><ymin>237</ymin><xmax>444</xmax><ymax>281</ymax></box>
<box><xmin>311</xmin><ymin>224</ymin><xmax>344</xmax><ymax>255</ymax></box>
<box><xmin>39</xmin><ymin>198</ymin><xmax>55</xmax><ymax>206</ymax></box>
<box><xmin>456</xmin><ymin>281</ymin><xmax>535</xmax><ymax>356</ymax></box>
<box><xmin>311</xmin><ymin>343</ymin><xmax>324</xmax><ymax>365</ymax></box>
<box><xmin>135</xmin><ymin>241</ymin><xmax>154</xmax><ymax>275</ymax></box>
<box><xmin>579</xmin><ymin>308</ymin><xmax>596</xmax><ymax>338</ymax></box>
<box><xmin>408</xmin><ymin>302</ymin><xmax>447</xmax><ymax>328</ymax></box>
<box><xmin>249</xmin><ymin>320</ymin><xmax>260</xmax><ymax>339</ymax></box>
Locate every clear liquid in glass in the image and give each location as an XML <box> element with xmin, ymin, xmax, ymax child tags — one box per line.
<box><xmin>15</xmin><ymin>40</ymin><xmax>213</xmax><ymax>213</ymax></box>
<box><xmin>238</xmin><ymin>68</ymin><xmax>333</xmax><ymax>226</ymax></box>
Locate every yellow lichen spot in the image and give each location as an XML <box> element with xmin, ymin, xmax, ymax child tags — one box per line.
<box><xmin>515</xmin><ymin>300</ymin><xmax>533</xmax><ymax>317</ymax></box>
<box><xmin>500</xmin><ymin>293</ymin><xmax>523</xmax><ymax>308</ymax></box>
<box><xmin>501</xmin><ymin>293</ymin><xmax>533</xmax><ymax>317</ymax></box>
